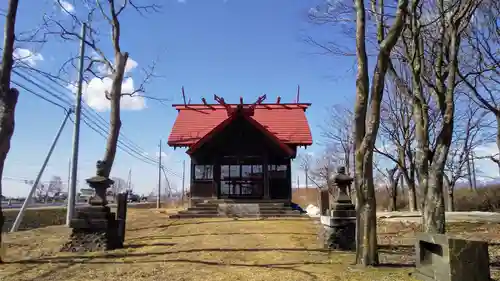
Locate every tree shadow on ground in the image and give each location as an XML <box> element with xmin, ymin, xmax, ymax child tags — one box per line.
<box><xmin>12</xmin><ymin>247</ymin><xmax>332</xmax><ymax>263</ymax></box>
<box><xmin>123</xmin><ymin>242</ymin><xmax>176</xmax><ymax>249</ymax></box>
<box><xmin>126</xmin><ymin>232</ymin><xmax>316</xmax><ymax>242</ymax></box>
<box><xmin>11</xmin><ymin>253</ymin><xmax>328</xmax><ymax>281</ymax></box>
<box><xmin>2</xmin><ymin>261</ymin><xmax>77</xmax><ymax>281</ymax></box>
<box><xmin>130</xmin><ymin>218</ymin><xmax>311</xmax><ymax>231</ymax></box>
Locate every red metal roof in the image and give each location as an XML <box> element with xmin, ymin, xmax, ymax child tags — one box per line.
<box><xmin>167</xmin><ymin>103</ymin><xmax>313</xmax><ymax>148</ymax></box>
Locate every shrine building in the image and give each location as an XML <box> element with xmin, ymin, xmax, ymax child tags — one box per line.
<box><xmin>167</xmin><ymin>94</ymin><xmax>313</xmax><ymax>204</ymax></box>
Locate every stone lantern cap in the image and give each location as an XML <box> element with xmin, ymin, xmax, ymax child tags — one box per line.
<box><xmin>86</xmin><ymin>175</ymin><xmax>114</xmax><ymax>185</ymax></box>
<box><xmin>333</xmin><ymin>166</ymin><xmax>353</xmax><ymax>185</ymax></box>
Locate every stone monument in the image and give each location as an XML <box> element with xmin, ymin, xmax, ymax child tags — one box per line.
<box><xmin>61</xmin><ymin>160</ymin><xmax>122</xmax><ymax>252</ymax></box>
<box><xmin>413</xmin><ymin>232</ymin><xmax>490</xmax><ymax>281</ymax></box>
<box><xmin>318</xmin><ymin>166</ymin><xmax>356</xmax><ymax>251</ymax></box>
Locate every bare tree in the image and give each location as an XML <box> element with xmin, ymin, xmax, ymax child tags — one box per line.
<box><xmin>308</xmin><ymin>0</ymin><xmax>409</xmax><ymax>265</ymax></box>
<box><xmin>376</xmin><ymin>78</ymin><xmax>418</xmax><ymax>211</ymax></box>
<box><xmin>320</xmin><ymin>104</ymin><xmax>354</xmax><ymax>174</ymax></box>
<box><xmin>457</xmin><ymin>1</ymin><xmax>500</xmax><ymax>175</ymax></box>
<box><xmin>373</xmin><ymin>161</ymin><xmax>402</xmax><ymax>211</ymax></box>
<box><xmin>444</xmin><ymin>96</ymin><xmax>492</xmax><ymax>210</ymax></box>
<box><xmin>110</xmin><ymin>176</ymin><xmax>127</xmax><ymax>195</ymax></box>
<box><xmin>48</xmin><ymin>0</ymin><xmax>161</xmax><ymax>178</ymax></box>
<box><xmin>35</xmin><ymin>183</ymin><xmax>46</xmax><ymax>202</ymax></box>
<box><xmin>0</xmin><ymin>0</ymin><xmax>20</xmax><ymax>264</ymax></box>
<box><xmin>350</xmin><ymin>0</ymin><xmax>408</xmax><ymax>265</ymax></box>
<box><xmin>387</xmin><ymin>0</ymin><xmax>481</xmax><ymax>233</ymax></box>
<box><xmin>310</xmin><ymin>149</ymin><xmax>338</xmax><ymax>190</ymax></box>
<box><xmin>298</xmin><ymin>153</ymin><xmax>313</xmax><ymax>189</ymax></box>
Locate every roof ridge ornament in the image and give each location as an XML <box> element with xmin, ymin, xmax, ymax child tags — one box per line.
<box><xmin>213</xmin><ymin>94</ymin><xmax>267</xmax><ymax>117</ymax></box>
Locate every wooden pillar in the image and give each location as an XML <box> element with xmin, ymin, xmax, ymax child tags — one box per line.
<box><xmin>116</xmin><ymin>192</ymin><xmax>128</xmax><ymax>249</ymax></box>
<box><xmin>263</xmin><ymin>154</ymin><xmax>270</xmax><ymax>199</ymax></box>
<box><xmin>286</xmin><ymin>159</ymin><xmax>292</xmax><ymax>203</ymax></box>
<box><xmin>213</xmin><ymin>158</ymin><xmax>221</xmax><ymax>199</ymax></box>
<box><xmin>318</xmin><ymin>187</ymin><xmax>330</xmax><ymax>216</ymax></box>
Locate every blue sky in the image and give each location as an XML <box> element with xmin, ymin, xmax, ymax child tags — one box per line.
<box><xmin>1</xmin><ymin>0</ymin><xmax>498</xmax><ymax>198</ymax></box>
<box><xmin>1</xmin><ymin>0</ymin><xmax>359</xmax><ymax>198</ymax></box>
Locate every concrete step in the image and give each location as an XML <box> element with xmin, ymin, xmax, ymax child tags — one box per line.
<box><xmin>204</xmin><ymin>199</ymin><xmax>289</xmax><ymax>204</ymax></box>
<box><xmin>197</xmin><ymin>202</ymin><xmax>286</xmax><ymax>208</ymax></box>
<box><xmin>188</xmin><ymin>205</ymin><xmax>290</xmax><ymax>211</ymax></box>
<box><xmin>169</xmin><ymin>212</ymin><xmax>304</xmax><ymax>219</ymax></box>
<box><xmin>176</xmin><ymin>209</ymin><xmax>302</xmax><ymax>216</ymax></box>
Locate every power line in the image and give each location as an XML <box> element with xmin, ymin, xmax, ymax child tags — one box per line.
<box><xmin>14</xmin><ymin>67</ymin><xmax>158</xmax><ymax>163</ymax></box>
<box><xmin>10</xmin><ymin>80</ymin><xmax>69</xmax><ymax>111</ymax></box>
<box><xmin>12</xmin><ymin>66</ymin><xmax>182</xmax><ymax>178</ymax></box>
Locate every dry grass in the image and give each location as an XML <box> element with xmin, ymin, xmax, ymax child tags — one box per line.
<box><xmin>2</xmin><ymin>209</ymin><xmax>500</xmax><ymax>281</ymax></box>
<box><xmin>0</xmin><ymin>209</ymin><xmax>417</xmax><ymax>281</ymax></box>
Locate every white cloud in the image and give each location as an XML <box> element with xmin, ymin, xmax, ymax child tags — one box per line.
<box><xmin>13</xmin><ymin>48</ymin><xmax>44</xmax><ymax>66</ymax></box>
<box><xmin>474</xmin><ymin>142</ymin><xmax>499</xmax><ymax>179</ymax></box>
<box><xmin>57</xmin><ymin>0</ymin><xmax>75</xmax><ymax>14</ymax></box>
<box><xmin>475</xmin><ymin>142</ymin><xmax>498</xmax><ymax>158</ymax></box>
<box><xmin>97</xmin><ymin>58</ymin><xmax>138</xmax><ymax>76</ymax></box>
<box><xmin>67</xmin><ymin>57</ymin><xmax>146</xmax><ymax>112</ymax></box>
<box><xmin>156</xmin><ymin>151</ymin><xmax>168</xmax><ymax>158</ymax></box>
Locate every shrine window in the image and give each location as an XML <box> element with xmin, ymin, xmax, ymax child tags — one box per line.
<box><xmin>194</xmin><ymin>165</ymin><xmax>213</xmax><ymax>180</ymax></box>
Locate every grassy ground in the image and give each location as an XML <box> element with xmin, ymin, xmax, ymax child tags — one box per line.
<box><xmin>1</xmin><ymin>209</ymin><xmax>499</xmax><ymax>281</ymax></box>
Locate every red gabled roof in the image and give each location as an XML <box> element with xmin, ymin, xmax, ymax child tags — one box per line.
<box><xmin>167</xmin><ymin>103</ymin><xmax>313</xmax><ymax>148</ymax></box>
<box><xmin>186</xmin><ymin>112</ymin><xmax>295</xmax><ymax>156</ymax></box>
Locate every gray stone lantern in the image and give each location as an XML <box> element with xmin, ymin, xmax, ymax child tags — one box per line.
<box><xmin>61</xmin><ymin>160</ymin><xmax>126</xmax><ymax>252</ymax></box>
<box><xmin>318</xmin><ymin>166</ymin><xmax>356</xmax><ymax>251</ymax></box>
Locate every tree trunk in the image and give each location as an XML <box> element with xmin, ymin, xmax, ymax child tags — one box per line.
<box><xmin>387</xmin><ymin>168</ymin><xmax>400</xmax><ymax>212</ymax></box>
<box><xmin>0</xmin><ymin>0</ymin><xmax>20</xmax><ymax>264</ymax></box>
<box><xmin>352</xmin><ymin>0</ymin><xmax>407</xmax><ymax>265</ymax></box>
<box><xmin>354</xmin><ymin>151</ymin><xmax>379</xmax><ymax>266</ymax></box>
<box><xmin>423</xmin><ymin>168</ymin><xmax>446</xmax><ymax>233</ymax></box>
<box><xmin>495</xmin><ymin>114</ymin><xmax>500</xmax><ymax>175</ymax></box>
<box><xmin>444</xmin><ymin>174</ymin><xmax>454</xmax><ymax>212</ymax></box>
<box><xmin>466</xmin><ymin>153</ymin><xmax>474</xmax><ymax>190</ymax></box>
<box><xmin>99</xmin><ymin>52</ymin><xmax>128</xmax><ymax>177</ymax></box>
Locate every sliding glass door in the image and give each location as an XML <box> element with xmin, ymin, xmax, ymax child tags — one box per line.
<box><xmin>220</xmin><ymin>164</ymin><xmax>263</xmax><ymax>198</ymax></box>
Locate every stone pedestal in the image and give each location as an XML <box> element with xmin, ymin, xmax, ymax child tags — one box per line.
<box><xmin>61</xmin><ymin>167</ymin><xmax>123</xmax><ymax>253</ymax></box>
<box><xmin>318</xmin><ymin>166</ymin><xmax>356</xmax><ymax>251</ymax></box>
<box><xmin>319</xmin><ymin>215</ymin><xmax>356</xmax><ymax>251</ymax></box>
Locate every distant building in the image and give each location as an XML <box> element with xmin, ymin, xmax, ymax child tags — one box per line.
<box><xmin>79</xmin><ymin>188</ymin><xmax>94</xmax><ymax>202</ymax></box>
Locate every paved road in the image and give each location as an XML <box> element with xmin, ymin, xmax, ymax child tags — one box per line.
<box><xmin>1</xmin><ymin>202</ymin><xmax>87</xmax><ymax>209</ymax></box>
<box><xmin>2</xmin><ymin>201</ymin><xmax>151</xmax><ymax>210</ymax></box>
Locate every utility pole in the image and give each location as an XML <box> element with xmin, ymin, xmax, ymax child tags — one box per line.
<box><xmin>127</xmin><ymin>168</ymin><xmax>132</xmax><ymax>193</ymax></box>
<box><xmin>67</xmin><ymin>157</ymin><xmax>71</xmax><ymax>193</ymax></box>
<box><xmin>181</xmin><ymin>160</ymin><xmax>186</xmax><ymax>204</ymax></box>
<box><xmin>11</xmin><ymin>109</ymin><xmax>73</xmax><ymax>232</ymax></box>
<box><xmin>66</xmin><ymin>23</ymin><xmax>87</xmax><ymax>226</ymax></box>
<box><xmin>157</xmin><ymin>140</ymin><xmax>162</xmax><ymax>209</ymax></box>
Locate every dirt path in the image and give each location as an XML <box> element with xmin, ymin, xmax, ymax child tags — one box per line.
<box><xmin>1</xmin><ymin>209</ymin><xmax>415</xmax><ymax>281</ymax></box>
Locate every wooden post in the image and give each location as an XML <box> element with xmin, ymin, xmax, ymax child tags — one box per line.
<box><xmin>318</xmin><ymin>187</ymin><xmax>330</xmax><ymax>216</ymax></box>
<box><xmin>263</xmin><ymin>154</ymin><xmax>270</xmax><ymax>199</ymax></box>
<box><xmin>116</xmin><ymin>192</ymin><xmax>128</xmax><ymax>248</ymax></box>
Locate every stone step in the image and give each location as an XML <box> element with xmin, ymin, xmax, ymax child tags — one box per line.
<box><xmin>186</xmin><ymin>208</ymin><xmax>292</xmax><ymax>213</ymax></box>
<box><xmin>189</xmin><ymin>204</ymin><xmax>290</xmax><ymax>210</ymax></box>
<box><xmin>169</xmin><ymin>212</ymin><xmax>304</xmax><ymax>219</ymax></box>
<box><xmin>203</xmin><ymin>199</ymin><xmax>289</xmax><ymax>204</ymax></box>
